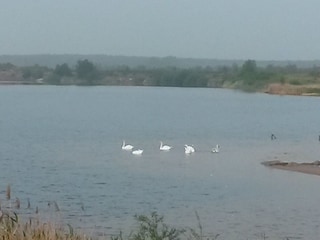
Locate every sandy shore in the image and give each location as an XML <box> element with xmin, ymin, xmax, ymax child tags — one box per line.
<box><xmin>262</xmin><ymin>160</ymin><xmax>320</xmax><ymax>176</ymax></box>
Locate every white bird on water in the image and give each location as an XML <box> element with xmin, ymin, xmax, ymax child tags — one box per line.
<box><xmin>132</xmin><ymin>149</ymin><xmax>144</xmax><ymax>155</ymax></box>
<box><xmin>121</xmin><ymin>140</ymin><xmax>134</xmax><ymax>151</ymax></box>
<box><xmin>184</xmin><ymin>144</ymin><xmax>195</xmax><ymax>154</ymax></box>
<box><xmin>211</xmin><ymin>144</ymin><xmax>220</xmax><ymax>153</ymax></box>
<box><xmin>160</xmin><ymin>141</ymin><xmax>172</xmax><ymax>151</ymax></box>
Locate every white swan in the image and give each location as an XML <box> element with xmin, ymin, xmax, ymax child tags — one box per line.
<box><xmin>122</xmin><ymin>140</ymin><xmax>134</xmax><ymax>151</ymax></box>
<box><xmin>132</xmin><ymin>149</ymin><xmax>144</xmax><ymax>155</ymax></box>
<box><xmin>160</xmin><ymin>141</ymin><xmax>172</xmax><ymax>151</ymax></box>
<box><xmin>184</xmin><ymin>144</ymin><xmax>195</xmax><ymax>154</ymax></box>
<box><xmin>211</xmin><ymin>144</ymin><xmax>220</xmax><ymax>153</ymax></box>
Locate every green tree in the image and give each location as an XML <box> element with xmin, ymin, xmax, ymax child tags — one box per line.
<box><xmin>75</xmin><ymin>59</ymin><xmax>98</xmax><ymax>84</ymax></box>
<box><xmin>46</xmin><ymin>73</ymin><xmax>61</xmax><ymax>85</ymax></box>
<box><xmin>54</xmin><ymin>63</ymin><xmax>72</xmax><ymax>77</ymax></box>
<box><xmin>0</xmin><ymin>63</ymin><xmax>15</xmax><ymax>71</ymax></box>
<box><xmin>309</xmin><ymin>65</ymin><xmax>320</xmax><ymax>80</ymax></box>
<box><xmin>238</xmin><ymin>59</ymin><xmax>258</xmax><ymax>86</ymax></box>
<box><xmin>240</xmin><ymin>59</ymin><xmax>257</xmax><ymax>75</ymax></box>
<box><xmin>21</xmin><ymin>65</ymin><xmax>49</xmax><ymax>79</ymax></box>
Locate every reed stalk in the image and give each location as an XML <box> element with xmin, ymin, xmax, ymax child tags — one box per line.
<box><xmin>6</xmin><ymin>184</ymin><xmax>11</xmax><ymax>200</ymax></box>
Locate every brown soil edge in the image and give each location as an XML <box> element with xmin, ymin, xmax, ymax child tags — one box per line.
<box><xmin>262</xmin><ymin>160</ymin><xmax>320</xmax><ymax>176</ymax></box>
<box><xmin>264</xmin><ymin>83</ymin><xmax>320</xmax><ymax>96</ymax></box>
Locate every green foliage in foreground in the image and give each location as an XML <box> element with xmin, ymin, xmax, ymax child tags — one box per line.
<box><xmin>131</xmin><ymin>212</ymin><xmax>185</xmax><ymax>240</ymax></box>
<box><xmin>0</xmin><ymin>209</ymin><xmax>224</xmax><ymax>240</ymax></box>
<box><xmin>0</xmin><ymin>185</ymin><xmax>220</xmax><ymax>240</ymax></box>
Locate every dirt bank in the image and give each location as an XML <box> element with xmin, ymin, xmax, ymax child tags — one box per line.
<box><xmin>265</xmin><ymin>83</ymin><xmax>320</xmax><ymax>96</ymax></box>
<box><xmin>262</xmin><ymin>160</ymin><xmax>320</xmax><ymax>176</ymax></box>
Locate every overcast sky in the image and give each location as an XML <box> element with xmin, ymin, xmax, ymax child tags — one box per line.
<box><xmin>1</xmin><ymin>0</ymin><xmax>320</xmax><ymax>60</ymax></box>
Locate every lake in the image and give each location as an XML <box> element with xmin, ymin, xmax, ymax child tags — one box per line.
<box><xmin>0</xmin><ymin>85</ymin><xmax>320</xmax><ymax>239</ymax></box>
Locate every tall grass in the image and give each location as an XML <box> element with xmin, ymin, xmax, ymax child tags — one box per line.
<box><xmin>0</xmin><ymin>185</ymin><xmax>278</xmax><ymax>240</ymax></box>
<box><xmin>0</xmin><ymin>184</ymin><xmax>91</xmax><ymax>240</ymax></box>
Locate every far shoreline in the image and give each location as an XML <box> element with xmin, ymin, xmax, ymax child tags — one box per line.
<box><xmin>0</xmin><ymin>81</ymin><xmax>320</xmax><ymax>97</ymax></box>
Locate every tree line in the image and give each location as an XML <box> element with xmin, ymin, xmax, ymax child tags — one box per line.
<box><xmin>0</xmin><ymin>59</ymin><xmax>320</xmax><ymax>91</ymax></box>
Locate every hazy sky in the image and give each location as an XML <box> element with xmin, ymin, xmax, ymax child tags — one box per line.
<box><xmin>1</xmin><ymin>0</ymin><xmax>320</xmax><ymax>60</ymax></box>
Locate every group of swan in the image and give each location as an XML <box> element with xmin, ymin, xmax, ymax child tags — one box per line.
<box><xmin>122</xmin><ymin>141</ymin><xmax>220</xmax><ymax>155</ymax></box>
<box><xmin>122</xmin><ymin>141</ymin><xmax>143</xmax><ymax>155</ymax></box>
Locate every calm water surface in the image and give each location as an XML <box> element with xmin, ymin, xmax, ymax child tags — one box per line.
<box><xmin>0</xmin><ymin>86</ymin><xmax>320</xmax><ymax>239</ymax></box>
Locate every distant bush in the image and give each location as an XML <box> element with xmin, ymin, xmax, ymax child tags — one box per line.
<box><xmin>289</xmin><ymin>79</ymin><xmax>302</xmax><ymax>85</ymax></box>
<box><xmin>305</xmin><ymin>88</ymin><xmax>320</xmax><ymax>94</ymax></box>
